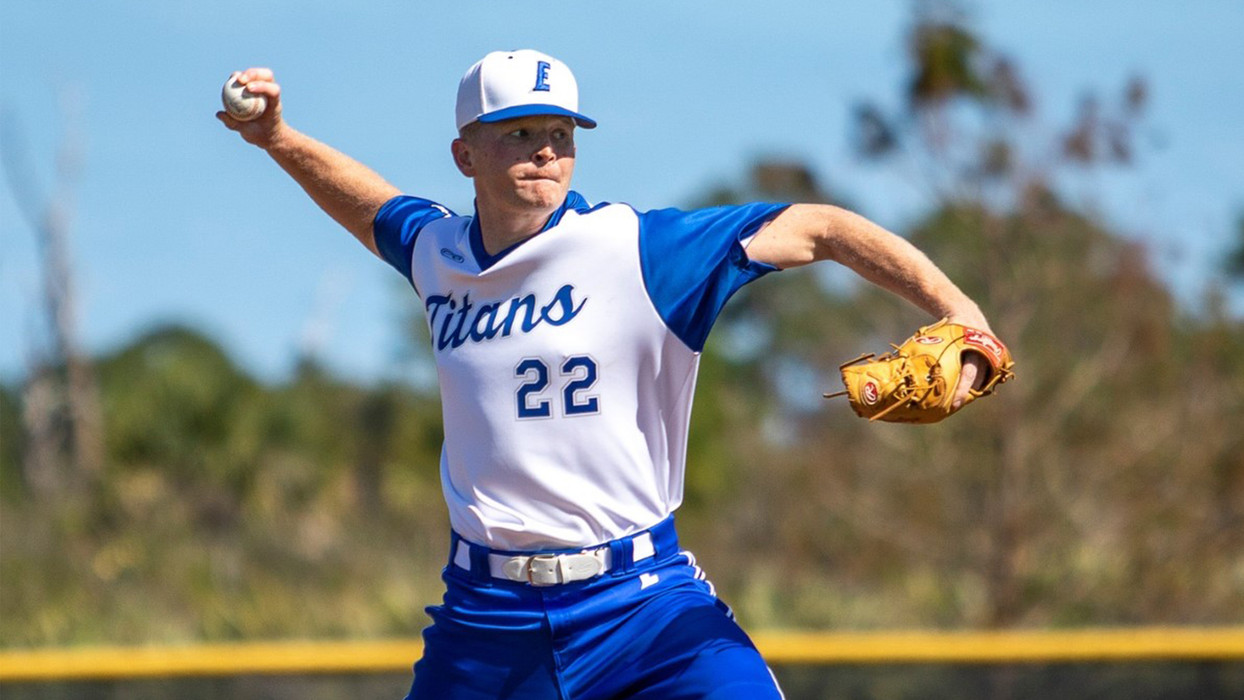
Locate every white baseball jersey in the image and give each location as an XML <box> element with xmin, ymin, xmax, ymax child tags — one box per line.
<box><xmin>374</xmin><ymin>192</ymin><xmax>787</xmax><ymax>551</ymax></box>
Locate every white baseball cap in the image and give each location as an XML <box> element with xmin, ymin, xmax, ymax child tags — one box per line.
<box><xmin>455</xmin><ymin>49</ymin><xmax>597</xmax><ymax>132</ymax></box>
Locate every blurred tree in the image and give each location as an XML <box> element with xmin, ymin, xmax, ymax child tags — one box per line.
<box><xmin>1</xmin><ymin>103</ymin><xmax>104</xmax><ymax>497</ymax></box>
<box><xmin>1226</xmin><ymin>211</ymin><xmax>1244</xmax><ymax>281</ymax></box>
<box><xmin>99</xmin><ymin>327</ymin><xmax>257</xmax><ymax>491</ymax></box>
<box><xmin>2</xmin><ymin>321</ymin><xmax>451</xmax><ymax>647</ymax></box>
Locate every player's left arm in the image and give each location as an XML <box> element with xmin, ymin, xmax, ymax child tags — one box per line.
<box><xmin>745</xmin><ymin>203</ymin><xmax>992</xmax><ymax>407</ymax></box>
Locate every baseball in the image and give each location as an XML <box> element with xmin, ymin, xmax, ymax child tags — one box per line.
<box><xmin>221</xmin><ymin>75</ymin><xmax>267</xmax><ymax>121</ymax></box>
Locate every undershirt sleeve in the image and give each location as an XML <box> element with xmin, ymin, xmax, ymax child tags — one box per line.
<box><xmin>372</xmin><ymin>195</ymin><xmax>453</xmax><ymax>280</ymax></box>
<box><xmin>637</xmin><ymin>202</ymin><xmax>790</xmax><ymax>352</ymax></box>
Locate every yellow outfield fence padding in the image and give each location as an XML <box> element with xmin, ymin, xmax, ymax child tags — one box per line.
<box><xmin>0</xmin><ymin>639</ymin><xmax>424</xmax><ymax>683</ymax></box>
<box><xmin>749</xmin><ymin>627</ymin><xmax>1244</xmax><ymax>664</ymax></box>
<box><xmin>1</xmin><ymin>628</ymin><xmax>1242</xmax><ymax>683</ymax></box>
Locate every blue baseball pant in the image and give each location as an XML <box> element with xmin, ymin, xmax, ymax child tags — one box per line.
<box><xmin>405</xmin><ymin>517</ymin><xmax>784</xmax><ymax>699</ymax></box>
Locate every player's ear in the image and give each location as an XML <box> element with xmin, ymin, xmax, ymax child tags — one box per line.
<box><xmin>451</xmin><ymin>138</ymin><xmax>475</xmax><ymax>177</ymax></box>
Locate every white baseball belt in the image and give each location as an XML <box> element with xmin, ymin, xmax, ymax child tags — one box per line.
<box><xmin>454</xmin><ymin>532</ymin><xmax>655</xmax><ymax>586</ymax></box>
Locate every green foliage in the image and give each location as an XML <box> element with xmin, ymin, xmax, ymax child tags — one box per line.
<box><xmin>1</xmin><ymin>325</ymin><xmax>448</xmax><ymax>647</ymax></box>
<box><xmin>0</xmin><ymin>383</ymin><xmax>22</xmax><ymax>500</ymax></box>
<box><xmin>908</xmin><ymin>19</ymin><xmax>990</xmax><ymax>107</ymax></box>
<box><xmin>100</xmin><ymin>326</ymin><xmax>260</xmax><ymax>492</ymax></box>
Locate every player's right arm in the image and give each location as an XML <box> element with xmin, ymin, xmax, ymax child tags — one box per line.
<box><xmin>217</xmin><ymin>68</ymin><xmax>400</xmax><ymax>257</ymax></box>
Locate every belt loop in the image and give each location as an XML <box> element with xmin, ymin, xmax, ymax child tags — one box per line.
<box><xmin>607</xmin><ymin>539</ymin><xmax>630</xmax><ymax>576</ymax></box>
<box><xmin>653</xmin><ymin>515</ymin><xmax>677</xmax><ymax>561</ymax></box>
<box><xmin>468</xmin><ymin>542</ymin><xmax>492</xmax><ymax>585</ymax></box>
<box><xmin>622</xmin><ymin>536</ymin><xmax>637</xmax><ymax>573</ymax></box>
<box><xmin>447</xmin><ymin>531</ymin><xmax>462</xmax><ymax>570</ymax></box>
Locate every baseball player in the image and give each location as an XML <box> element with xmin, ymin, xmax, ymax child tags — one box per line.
<box><xmin>219</xmin><ymin>50</ymin><xmax>994</xmax><ymax>699</ymax></box>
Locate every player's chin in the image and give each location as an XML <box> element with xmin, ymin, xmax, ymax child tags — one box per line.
<box><xmin>515</xmin><ymin>179</ymin><xmax>569</xmax><ymax>208</ymax></box>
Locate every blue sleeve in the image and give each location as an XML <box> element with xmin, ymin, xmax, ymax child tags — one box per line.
<box><xmin>638</xmin><ymin>202</ymin><xmax>790</xmax><ymax>352</ymax></box>
<box><xmin>372</xmin><ymin>195</ymin><xmax>453</xmax><ymax>279</ymax></box>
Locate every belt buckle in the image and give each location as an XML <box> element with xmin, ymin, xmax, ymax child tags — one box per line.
<box><xmin>525</xmin><ymin>553</ymin><xmax>562</xmax><ymax>586</ymax></box>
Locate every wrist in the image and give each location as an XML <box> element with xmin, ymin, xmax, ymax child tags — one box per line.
<box><xmin>947</xmin><ymin>313</ymin><xmax>991</xmax><ymax>334</ymax></box>
<box><xmin>259</xmin><ymin>122</ymin><xmax>299</xmax><ymax>154</ymax></box>
<box><xmin>943</xmin><ymin>301</ymin><xmax>990</xmax><ymax>332</ymax></box>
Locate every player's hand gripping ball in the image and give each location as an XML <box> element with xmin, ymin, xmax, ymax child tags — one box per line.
<box><xmin>221</xmin><ymin>74</ymin><xmax>267</xmax><ymax>121</ymax></box>
<box><xmin>825</xmin><ymin>318</ymin><xmax>1015</xmax><ymax>424</ymax></box>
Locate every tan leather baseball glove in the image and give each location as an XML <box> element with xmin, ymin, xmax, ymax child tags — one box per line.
<box><xmin>825</xmin><ymin>319</ymin><xmax>1015</xmax><ymax>423</ymax></box>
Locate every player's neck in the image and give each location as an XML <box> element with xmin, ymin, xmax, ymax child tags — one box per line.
<box><xmin>475</xmin><ymin>201</ymin><xmax>558</xmax><ymax>256</ymax></box>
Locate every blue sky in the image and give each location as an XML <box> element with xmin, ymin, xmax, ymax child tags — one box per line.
<box><xmin>2</xmin><ymin>1</ymin><xmax>1241</xmax><ymax>384</ymax></box>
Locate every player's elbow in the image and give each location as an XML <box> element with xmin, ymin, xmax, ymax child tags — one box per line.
<box><xmin>747</xmin><ymin>204</ymin><xmax>847</xmax><ymax>268</ymax></box>
<box><xmin>790</xmin><ymin>204</ymin><xmax>854</xmax><ymax>264</ymax></box>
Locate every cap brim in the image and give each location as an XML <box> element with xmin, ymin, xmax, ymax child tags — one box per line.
<box><xmin>477</xmin><ymin>104</ymin><xmax>597</xmax><ymax>129</ymax></box>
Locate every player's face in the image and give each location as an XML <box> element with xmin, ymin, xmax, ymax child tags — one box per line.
<box><xmin>454</xmin><ymin>115</ymin><xmax>576</xmax><ymax>214</ymax></box>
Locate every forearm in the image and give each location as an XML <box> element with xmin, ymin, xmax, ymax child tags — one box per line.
<box><xmin>821</xmin><ymin>207</ymin><xmax>987</xmax><ymax>328</ymax></box>
<box><xmin>264</xmin><ymin>125</ymin><xmax>401</xmax><ymax>256</ymax></box>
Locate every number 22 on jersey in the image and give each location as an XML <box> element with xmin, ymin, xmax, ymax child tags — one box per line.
<box><xmin>515</xmin><ymin>355</ymin><xmax>600</xmax><ymax>419</ymax></box>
